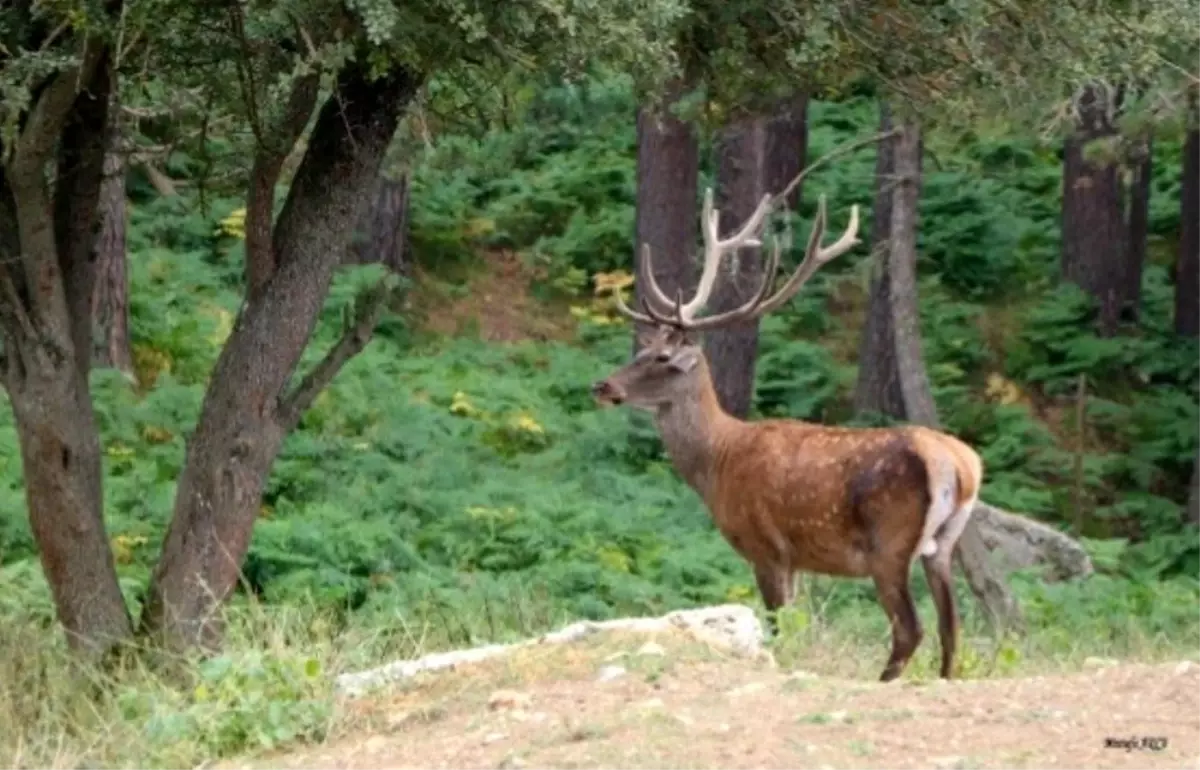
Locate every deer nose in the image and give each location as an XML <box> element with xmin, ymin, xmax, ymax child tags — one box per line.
<box><xmin>591</xmin><ymin>380</ymin><xmax>625</xmax><ymax>405</ymax></box>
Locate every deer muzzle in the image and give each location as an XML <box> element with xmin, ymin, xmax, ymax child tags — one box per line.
<box><xmin>591</xmin><ymin>379</ymin><xmax>625</xmax><ymax>406</ymax></box>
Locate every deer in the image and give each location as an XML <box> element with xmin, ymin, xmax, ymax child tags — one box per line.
<box><xmin>590</xmin><ymin>186</ymin><xmax>983</xmax><ymax>682</ymax></box>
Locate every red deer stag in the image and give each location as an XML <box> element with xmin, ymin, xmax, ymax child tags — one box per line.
<box><xmin>591</xmin><ymin>188</ymin><xmax>983</xmax><ymax>681</ymax></box>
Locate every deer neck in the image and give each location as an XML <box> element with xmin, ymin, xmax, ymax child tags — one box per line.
<box><xmin>653</xmin><ymin>359</ymin><xmax>739</xmax><ymax>502</ymax></box>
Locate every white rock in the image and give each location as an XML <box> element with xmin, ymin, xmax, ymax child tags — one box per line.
<box><xmin>1174</xmin><ymin>660</ymin><xmax>1195</xmax><ymax>676</ymax></box>
<box><xmin>334</xmin><ymin>604</ymin><xmax>765</xmax><ymax>697</ymax></box>
<box><xmin>665</xmin><ymin>604</ymin><xmax>765</xmax><ymax>658</ymax></box>
<box><xmin>596</xmin><ymin>665</ymin><xmax>627</xmax><ymax>682</ymax></box>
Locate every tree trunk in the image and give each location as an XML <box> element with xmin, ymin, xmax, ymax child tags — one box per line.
<box><xmin>854</xmin><ymin>103</ymin><xmax>905</xmax><ymax>418</ymax></box>
<box><xmin>347</xmin><ymin>174</ymin><xmax>410</xmax><ymax>273</ymax></box>
<box><xmin>1176</xmin><ymin>126</ymin><xmax>1199</xmax><ymax>337</ymax></box>
<box><xmin>91</xmin><ymin>93</ymin><xmax>134</xmax><ymax>374</ymax></box>
<box><xmin>632</xmin><ymin>86</ymin><xmax>700</xmax><ymax>353</ymax></box>
<box><xmin>765</xmin><ymin>95</ymin><xmax>808</xmax><ymax>213</ymax></box>
<box><xmin>886</xmin><ymin>121</ymin><xmax>939</xmax><ymax>425</ymax></box>
<box><xmin>703</xmin><ymin>116</ymin><xmax>768</xmax><ymax>419</ymax></box>
<box><xmin>1061</xmin><ymin>84</ymin><xmax>1126</xmax><ymax>337</ymax></box>
<box><xmin>1122</xmin><ymin>136</ymin><xmax>1152</xmax><ymax>323</ymax></box>
<box><xmin>703</xmin><ymin>97</ymin><xmax>807</xmax><ymax>418</ymax></box>
<box><xmin>8</xmin><ymin>366</ymin><xmax>133</xmax><ymax>652</ymax></box>
<box><xmin>852</xmin><ymin>112</ymin><xmax>1024</xmax><ymax>631</ymax></box>
<box><xmin>139</xmin><ymin>61</ymin><xmax>420</xmax><ymax>650</ymax></box>
<box><xmin>0</xmin><ymin>47</ymin><xmax>133</xmax><ymax>655</ymax></box>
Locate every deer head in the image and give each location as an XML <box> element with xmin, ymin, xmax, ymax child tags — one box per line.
<box><xmin>592</xmin><ymin>188</ymin><xmax>861</xmax><ymax>413</ymax></box>
<box><xmin>591</xmin><ymin>325</ymin><xmax>706</xmax><ymax>411</ymax></box>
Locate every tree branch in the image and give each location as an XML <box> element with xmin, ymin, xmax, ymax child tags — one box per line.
<box><xmin>0</xmin><ymin>268</ymin><xmax>39</xmax><ymax>386</ymax></box>
<box><xmin>54</xmin><ymin>51</ymin><xmax>114</xmax><ymax>378</ymax></box>
<box><xmin>137</xmin><ymin>160</ymin><xmax>178</xmax><ymax>197</ymax></box>
<box><xmin>4</xmin><ymin>34</ymin><xmax>108</xmax><ymax>343</ymax></box>
<box><xmin>245</xmin><ymin>72</ymin><xmax>321</xmax><ymax>297</ymax></box>
<box><xmin>275</xmin><ymin>278</ymin><xmax>393</xmax><ymax>432</ymax></box>
<box><xmin>769</xmin><ymin>127</ymin><xmax>899</xmax><ymax>211</ymax></box>
<box><xmin>7</xmin><ymin>38</ymin><xmax>106</xmax><ymax>184</ymax></box>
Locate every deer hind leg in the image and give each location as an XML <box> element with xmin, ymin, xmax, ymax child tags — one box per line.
<box><xmin>871</xmin><ymin>563</ymin><xmax>923</xmax><ymax>682</ymax></box>
<box><xmin>921</xmin><ymin>498</ymin><xmax>973</xmax><ymax>679</ymax></box>
<box><xmin>753</xmin><ymin>563</ymin><xmax>793</xmax><ymax>637</ymax></box>
<box><xmin>921</xmin><ymin>553</ymin><xmax>958</xmax><ymax>678</ymax></box>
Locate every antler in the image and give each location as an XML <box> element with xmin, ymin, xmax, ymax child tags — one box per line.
<box><xmin>614</xmin><ymin>190</ymin><xmax>861</xmax><ymax>331</ymax></box>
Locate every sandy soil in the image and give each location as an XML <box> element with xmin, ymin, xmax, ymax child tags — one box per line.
<box><xmin>226</xmin><ymin>632</ymin><xmax>1200</xmax><ymax>770</ymax></box>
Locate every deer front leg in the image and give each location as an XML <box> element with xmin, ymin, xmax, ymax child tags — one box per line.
<box><xmin>872</xmin><ymin>563</ymin><xmax>923</xmax><ymax>682</ymax></box>
<box><xmin>753</xmin><ymin>563</ymin><xmax>793</xmax><ymax>637</ymax></box>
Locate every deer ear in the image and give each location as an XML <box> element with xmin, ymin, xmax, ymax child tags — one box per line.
<box><xmin>666</xmin><ymin>346</ymin><xmax>701</xmax><ymax>373</ymax></box>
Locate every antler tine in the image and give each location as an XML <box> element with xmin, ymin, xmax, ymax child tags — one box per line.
<box><xmin>677</xmin><ymin>188</ymin><xmax>724</xmax><ymax>324</ymax></box>
<box><xmin>810</xmin><ymin>200</ymin><xmax>860</xmax><ymax>266</ymax></box>
<box><xmin>624</xmin><ymin>194</ymin><xmax>860</xmax><ymax>333</ymax></box>
<box><xmin>612</xmin><ymin>282</ymin><xmax>658</xmax><ymax>325</ymax></box>
<box><xmin>615</xmin><ymin>241</ymin><xmax>682</xmax><ymax>326</ymax></box>
<box><xmin>677</xmin><ymin>188</ymin><xmax>774</xmax><ymax>324</ymax></box>
<box><xmin>638</xmin><ymin>243</ymin><xmax>676</xmax><ymax>314</ymax></box>
<box><xmin>683</xmin><ymin>223</ymin><xmax>785</xmax><ymax>332</ymax></box>
<box><xmin>746</xmin><ymin>196</ymin><xmax>861</xmax><ymax>320</ymax></box>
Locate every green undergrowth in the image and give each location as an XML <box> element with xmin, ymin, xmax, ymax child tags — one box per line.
<box><xmin>1</xmin><ymin>572</ymin><xmax>1196</xmax><ymax>769</ymax></box>
<box><xmin>0</xmin><ymin>76</ymin><xmax>1197</xmax><ymax>767</ymax></box>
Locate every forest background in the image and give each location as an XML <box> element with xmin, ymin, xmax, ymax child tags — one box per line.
<box><xmin>0</xmin><ymin>0</ymin><xmax>1198</xmax><ymax>766</ymax></box>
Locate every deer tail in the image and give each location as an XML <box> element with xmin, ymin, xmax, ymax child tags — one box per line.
<box><xmin>911</xmin><ymin>430</ymin><xmax>984</xmax><ymax>563</ymax></box>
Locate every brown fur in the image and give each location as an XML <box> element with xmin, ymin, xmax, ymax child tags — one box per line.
<box><xmin>593</xmin><ymin>330</ymin><xmax>984</xmax><ymax>681</ymax></box>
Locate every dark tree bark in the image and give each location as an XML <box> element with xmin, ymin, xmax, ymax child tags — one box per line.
<box><xmin>91</xmin><ymin>93</ymin><xmax>134</xmax><ymax>374</ymax></box>
<box><xmin>886</xmin><ymin>122</ymin><xmax>939</xmax><ymax>424</ymax></box>
<box><xmin>1061</xmin><ymin>84</ymin><xmax>1126</xmax><ymax>336</ymax></box>
<box><xmin>1121</xmin><ymin>137</ymin><xmax>1152</xmax><ymax>323</ymax></box>
<box><xmin>632</xmin><ymin>86</ymin><xmax>700</xmax><ymax>352</ymax></box>
<box><xmin>1176</xmin><ymin>126</ymin><xmax>1199</xmax><ymax>337</ymax></box>
<box><xmin>0</xmin><ymin>40</ymin><xmax>133</xmax><ymax>655</ymax></box>
<box><xmin>766</xmin><ymin>96</ymin><xmax>808</xmax><ymax>212</ymax></box>
<box><xmin>703</xmin><ymin>116</ymin><xmax>768</xmax><ymax>418</ymax></box>
<box><xmin>854</xmin><ymin>103</ymin><xmax>905</xmax><ymax>418</ymax></box>
<box><xmin>138</xmin><ymin>61</ymin><xmax>420</xmax><ymax>650</ymax></box>
<box><xmin>347</xmin><ymin>174</ymin><xmax>411</xmax><ymax>273</ymax></box>
<box><xmin>851</xmin><ymin>112</ymin><xmax>1023</xmax><ymax>632</ymax></box>
<box><xmin>703</xmin><ymin>96</ymin><xmax>807</xmax><ymax>418</ymax></box>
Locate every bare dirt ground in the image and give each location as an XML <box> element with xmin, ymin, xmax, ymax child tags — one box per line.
<box><xmin>409</xmin><ymin>250</ymin><xmax>575</xmax><ymax>343</ymax></box>
<box><xmin>228</xmin><ymin>631</ymin><xmax>1200</xmax><ymax>770</ymax></box>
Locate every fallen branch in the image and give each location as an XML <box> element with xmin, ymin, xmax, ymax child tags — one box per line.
<box><xmin>136</xmin><ymin>160</ymin><xmax>178</xmax><ymax>197</ymax></box>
